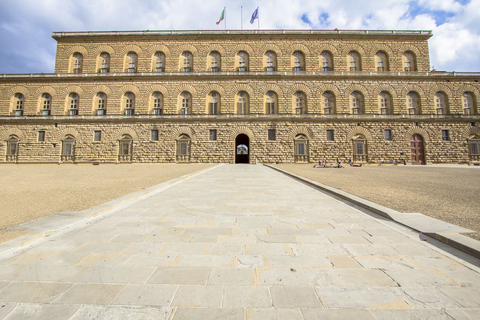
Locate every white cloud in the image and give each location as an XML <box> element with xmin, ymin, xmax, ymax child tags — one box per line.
<box><xmin>0</xmin><ymin>0</ymin><xmax>479</xmax><ymax>73</ymax></box>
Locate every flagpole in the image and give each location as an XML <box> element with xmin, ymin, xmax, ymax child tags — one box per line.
<box><xmin>224</xmin><ymin>7</ymin><xmax>226</xmax><ymax>30</ymax></box>
<box><xmin>257</xmin><ymin>7</ymin><xmax>260</xmax><ymax>30</ymax></box>
<box><xmin>241</xmin><ymin>6</ymin><xmax>243</xmax><ymax>30</ymax></box>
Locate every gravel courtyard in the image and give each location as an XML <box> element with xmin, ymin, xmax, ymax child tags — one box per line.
<box><xmin>274</xmin><ymin>164</ymin><xmax>480</xmax><ymax>241</ymax></box>
<box><xmin>0</xmin><ymin>163</ymin><xmax>213</xmax><ymax>243</ymax></box>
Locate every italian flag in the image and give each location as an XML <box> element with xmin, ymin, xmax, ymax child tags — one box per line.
<box><xmin>216</xmin><ymin>8</ymin><xmax>225</xmax><ymax>25</ymax></box>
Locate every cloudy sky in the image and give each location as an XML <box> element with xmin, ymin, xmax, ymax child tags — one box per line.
<box><xmin>0</xmin><ymin>0</ymin><xmax>478</xmax><ymax>74</ymax></box>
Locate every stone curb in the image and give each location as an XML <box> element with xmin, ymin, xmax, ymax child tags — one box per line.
<box><xmin>0</xmin><ymin>164</ymin><xmax>222</xmax><ymax>259</ymax></box>
<box><xmin>265</xmin><ymin>164</ymin><xmax>480</xmax><ymax>260</ymax></box>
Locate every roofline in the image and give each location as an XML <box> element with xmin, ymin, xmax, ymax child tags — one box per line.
<box><xmin>52</xmin><ymin>29</ymin><xmax>433</xmax><ymax>39</ymax></box>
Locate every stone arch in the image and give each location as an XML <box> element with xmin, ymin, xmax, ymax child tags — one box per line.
<box><xmin>56</xmin><ymin>128</ymin><xmax>81</xmax><ymax>142</ymax></box>
<box><xmin>34</xmin><ymin>86</ymin><xmax>57</xmax><ymax>97</ymax></box>
<box><xmin>60</xmin><ymin>85</ymin><xmax>85</xmax><ymax>97</ymax></box>
<box><xmin>404</xmin><ymin>127</ymin><xmax>430</xmax><ymax>142</ymax></box>
<box><xmin>0</xmin><ymin>128</ymin><xmax>25</xmax><ymax>141</ymax></box>
<box><xmin>7</xmin><ymin>85</ymin><xmax>29</xmax><ymax>97</ymax></box>
<box><xmin>114</xmin><ymin>127</ymin><xmax>139</xmax><ymax>141</ymax></box>
<box><xmin>426</xmin><ymin>83</ymin><xmax>454</xmax><ymax>98</ymax></box>
<box><xmin>229</xmin><ymin>126</ymin><xmax>255</xmax><ymax>141</ymax></box>
<box><xmin>315</xmin><ymin>84</ymin><xmax>342</xmax><ymax>98</ymax></box>
<box><xmin>259</xmin><ymin>83</ymin><xmax>284</xmax><ymax>96</ymax></box>
<box><xmin>367</xmin><ymin>43</ymin><xmax>394</xmax><ymax>57</ymax></box>
<box><xmin>115</xmin><ymin>84</ymin><xmax>141</xmax><ymax>97</ymax></box>
<box><xmin>174</xmin><ymin>44</ymin><xmax>199</xmax><ymax>55</ymax></box>
<box><xmin>462</xmin><ymin>126</ymin><xmax>480</xmax><ymax>139</ymax></box>
<box><xmin>287</xmin><ymin>43</ymin><xmax>311</xmax><ymax>55</ymax></box>
<box><xmin>370</xmin><ymin>84</ymin><xmax>398</xmax><ymax>98</ymax></box>
<box><xmin>200</xmin><ymin>83</ymin><xmax>227</xmax><ymax>96</ymax></box>
<box><xmin>119</xmin><ymin>44</ymin><xmax>143</xmax><ymax>56</ymax></box>
<box><xmin>88</xmin><ymin>85</ymin><xmax>113</xmax><ymax>98</ymax></box>
<box><xmin>346</xmin><ymin>127</ymin><xmax>373</xmax><ymax>141</ymax></box>
<box><xmin>146</xmin><ymin>84</ymin><xmax>169</xmax><ymax>96</ymax></box>
<box><xmin>455</xmin><ymin>84</ymin><xmax>480</xmax><ymax>97</ymax></box>
<box><xmin>257</xmin><ymin>43</ymin><xmax>283</xmax><ymax>55</ymax></box>
<box><xmin>397</xmin><ymin>44</ymin><xmax>422</xmax><ymax>58</ymax></box>
<box><xmin>286</xmin><ymin>84</ymin><xmax>312</xmax><ymax>97</ymax></box>
<box><xmin>200</xmin><ymin>44</ymin><xmax>226</xmax><ymax>56</ymax></box>
<box><xmin>145</xmin><ymin>44</ymin><xmax>171</xmax><ymax>57</ymax></box>
<box><xmin>288</xmin><ymin>126</ymin><xmax>314</xmax><ymax>140</ymax></box>
<box><xmin>228</xmin><ymin>83</ymin><xmax>255</xmax><ymax>97</ymax></box>
<box><xmin>172</xmin><ymin>84</ymin><xmax>198</xmax><ymax>97</ymax></box>
<box><xmin>230</xmin><ymin>44</ymin><xmax>254</xmax><ymax>56</ymax></box>
<box><xmin>344</xmin><ymin>83</ymin><xmax>369</xmax><ymax>97</ymax></box>
<box><xmin>92</xmin><ymin>45</ymin><xmax>115</xmax><ymax>56</ymax></box>
<box><xmin>399</xmin><ymin>84</ymin><xmax>426</xmax><ymax>97</ymax></box>
<box><xmin>341</xmin><ymin>43</ymin><xmax>367</xmax><ymax>56</ymax></box>
<box><xmin>65</xmin><ymin>45</ymin><xmax>88</xmax><ymax>56</ymax></box>
<box><xmin>170</xmin><ymin>127</ymin><xmax>196</xmax><ymax>140</ymax></box>
<box><xmin>316</xmin><ymin>43</ymin><xmax>340</xmax><ymax>56</ymax></box>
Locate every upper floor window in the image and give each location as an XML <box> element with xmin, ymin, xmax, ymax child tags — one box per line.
<box><xmin>348</xmin><ymin>51</ymin><xmax>361</xmax><ymax>71</ymax></box>
<box><xmin>376</xmin><ymin>51</ymin><xmax>388</xmax><ymax>71</ymax></box>
<box><xmin>181</xmin><ymin>52</ymin><xmax>192</xmax><ymax>72</ymax></box>
<box><xmin>236</xmin><ymin>91</ymin><xmax>249</xmax><ymax>115</ymax></box>
<box><xmin>125</xmin><ymin>52</ymin><xmax>138</xmax><ymax>73</ymax></box>
<box><xmin>435</xmin><ymin>92</ymin><xmax>448</xmax><ymax>115</ymax></box>
<box><xmin>123</xmin><ymin>92</ymin><xmax>135</xmax><ymax>115</ymax></box>
<box><xmin>292</xmin><ymin>51</ymin><xmax>305</xmax><ymax>72</ymax></box>
<box><xmin>98</xmin><ymin>52</ymin><xmax>110</xmax><ymax>73</ymax></box>
<box><xmin>72</xmin><ymin>53</ymin><xmax>83</xmax><ymax>74</ymax></box>
<box><xmin>321</xmin><ymin>51</ymin><xmax>333</xmax><ymax>71</ymax></box>
<box><xmin>179</xmin><ymin>92</ymin><xmax>192</xmax><ymax>114</ymax></box>
<box><xmin>293</xmin><ymin>91</ymin><xmax>307</xmax><ymax>114</ymax></box>
<box><xmin>68</xmin><ymin>93</ymin><xmax>79</xmax><ymax>116</ymax></box>
<box><xmin>13</xmin><ymin>93</ymin><xmax>24</xmax><ymax>116</ymax></box>
<box><xmin>403</xmin><ymin>51</ymin><xmax>417</xmax><ymax>72</ymax></box>
<box><xmin>96</xmin><ymin>92</ymin><xmax>107</xmax><ymax>115</ymax></box>
<box><xmin>350</xmin><ymin>91</ymin><xmax>364</xmax><ymax>114</ymax></box>
<box><xmin>265</xmin><ymin>91</ymin><xmax>278</xmax><ymax>114</ymax></box>
<box><xmin>41</xmin><ymin>93</ymin><xmax>51</xmax><ymax>115</ymax></box>
<box><xmin>207</xmin><ymin>91</ymin><xmax>220</xmax><ymax>115</ymax></box>
<box><xmin>236</xmin><ymin>51</ymin><xmax>249</xmax><ymax>72</ymax></box>
<box><xmin>463</xmin><ymin>92</ymin><xmax>476</xmax><ymax>115</ymax></box>
<box><xmin>209</xmin><ymin>51</ymin><xmax>221</xmax><ymax>72</ymax></box>
<box><xmin>379</xmin><ymin>91</ymin><xmax>392</xmax><ymax>115</ymax></box>
<box><xmin>151</xmin><ymin>92</ymin><xmax>163</xmax><ymax>115</ymax></box>
<box><xmin>264</xmin><ymin>51</ymin><xmax>277</xmax><ymax>72</ymax></box>
<box><xmin>407</xmin><ymin>92</ymin><xmax>421</xmax><ymax>115</ymax></box>
<box><xmin>322</xmin><ymin>91</ymin><xmax>336</xmax><ymax>115</ymax></box>
<box><xmin>153</xmin><ymin>52</ymin><xmax>165</xmax><ymax>72</ymax></box>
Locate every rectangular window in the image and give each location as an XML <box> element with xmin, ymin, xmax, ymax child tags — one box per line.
<box><xmin>38</xmin><ymin>130</ymin><xmax>45</xmax><ymax>142</ymax></box>
<box><xmin>470</xmin><ymin>141</ymin><xmax>480</xmax><ymax>155</ymax></box>
<box><xmin>268</xmin><ymin>129</ymin><xmax>276</xmax><ymax>141</ymax></box>
<box><xmin>384</xmin><ymin>129</ymin><xmax>392</xmax><ymax>141</ymax></box>
<box><xmin>209</xmin><ymin>129</ymin><xmax>217</xmax><ymax>141</ymax></box>
<box><xmin>151</xmin><ymin>130</ymin><xmax>159</xmax><ymax>141</ymax></box>
<box><xmin>94</xmin><ymin>130</ymin><xmax>102</xmax><ymax>141</ymax></box>
<box><xmin>326</xmin><ymin>130</ymin><xmax>334</xmax><ymax>141</ymax></box>
<box><xmin>442</xmin><ymin>130</ymin><xmax>450</xmax><ymax>141</ymax></box>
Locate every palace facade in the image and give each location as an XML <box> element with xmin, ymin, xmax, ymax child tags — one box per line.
<box><xmin>0</xmin><ymin>29</ymin><xmax>479</xmax><ymax>165</ymax></box>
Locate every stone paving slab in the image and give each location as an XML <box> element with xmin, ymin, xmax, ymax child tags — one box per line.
<box><xmin>0</xmin><ymin>164</ymin><xmax>479</xmax><ymax>319</ymax></box>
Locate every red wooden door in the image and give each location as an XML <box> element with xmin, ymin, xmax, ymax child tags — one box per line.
<box><xmin>410</xmin><ymin>134</ymin><xmax>425</xmax><ymax>165</ymax></box>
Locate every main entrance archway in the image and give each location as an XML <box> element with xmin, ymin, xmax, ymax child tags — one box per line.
<box><xmin>235</xmin><ymin>134</ymin><xmax>249</xmax><ymax>163</ymax></box>
<box><xmin>410</xmin><ymin>134</ymin><xmax>425</xmax><ymax>165</ymax></box>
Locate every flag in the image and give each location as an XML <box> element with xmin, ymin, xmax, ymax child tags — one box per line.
<box><xmin>250</xmin><ymin>7</ymin><xmax>258</xmax><ymax>24</ymax></box>
<box><xmin>216</xmin><ymin>8</ymin><xmax>225</xmax><ymax>25</ymax></box>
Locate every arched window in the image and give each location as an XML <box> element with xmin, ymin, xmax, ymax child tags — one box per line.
<box><xmin>61</xmin><ymin>135</ymin><xmax>75</xmax><ymax>162</ymax></box>
<box><xmin>13</xmin><ymin>93</ymin><xmax>24</xmax><ymax>116</ymax></box>
<box><xmin>179</xmin><ymin>92</ymin><xmax>192</xmax><ymax>115</ymax></box>
<box><xmin>72</xmin><ymin>53</ymin><xmax>83</xmax><ymax>74</ymax></box>
<box><xmin>236</xmin><ymin>91</ymin><xmax>249</xmax><ymax>115</ymax></box>
<box><xmin>348</xmin><ymin>51</ymin><xmax>361</xmax><ymax>71</ymax></box>
<box><xmin>181</xmin><ymin>52</ymin><xmax>192</xmax><ymax>72</ymax></box>
<box><xmin>153</xmin><ymin>52</ymin><xmax>165</xmax><ymax>72</ymax></box>
<box><xmin>98</xmin><ymin>52</ymin><xmax>110</xmax><ymax>73</ymax></box>
<box><xmin>6</xmin><ymin>135</ymin><xmax>19</xmax><ymax>162</ymax></box>
<box><xmin>294</xmin><ymin>134</ymin><xmax>309</xmax><ymax>163</ymax></box>
<box><xmin>379</xmin><ymin>91</ymin><xmax>393</xmax><ymax>115</ymax></box>
<box><xmin>209</xmin><ymin>51</ymin><xmax>221</xmax><ymax>72</ymax></box>
<box><xmin>41</xmin><ymin>93</ymin><xmax>52</xmax><ymax>116</ymax></box>
<box><xmin>321</xmin><ymin>51</ymin><xmax>333</xmax><ymax>71</ymax></box>
<box><xmin>403</xmin><ymin>51</ymin><xmax>417</xmax><ymax>72</ymax></box>
<box><xmin>123</xmin><ymin>92</ymin><xmax>135</xmax><ymax>115</ymax></box>
<box><xmin>407</xmin><ymin>92</ymin><xmax>421</xmax><ymax>115</ymax></box>
<box><xmin>350</xmin><ymin>91</ymin><xmax>364</xmax><ymax>114</ymax></box>
<box><xmin>236</xmin><ymin>51</ymin><xmax>249</xmax><ymax>72</ymax></box>
<box><xmin>151</xmin><ymin>92</ymin><xmax>163</xmax><ymax>115</ymax></box>
<box><xmin>176</xmin><ymin>134</ymin><xmax>191</xmax><ymax>162</ymax></box>
<box><xmin>118</xmin><ymin>134</ymin><xmax>133</xmax><ymax>162</ymax></box>
<box><xmin>207</xmin><ymin>92</ymin><xmax>220</xmax><ymax>115</ymax></box>
<box><xmin>292</xmin><ymin>51</ymin><xmax>305</xmax><ymax>72</ymax></box>
<box><xmin>376</xmin><ymin>51</ymin><xmax>389</xmax><ymax>71</ymax></box>
<box><xmin>463</xmin><ymin>92</ymin><xmax>476</xmax><ymax>115</ymax></box>
<box><xmin>468</xmin><ymin>134</ymin><xmax>480</xmax><ymax>161</ymax></box>
<box><xmin>96</xmin><ymin>92</ymin><xmax>107</xmax><ymax>115</ymax></box>
<box><xmin>68</xmin><ymin>93</ymin><xmax>79</xmax><ymax>116</ymax></box>
<box><xmin>265</xmin><ymin>91</ymin><xmax>278</xmax><ymax>114</ymax></box>
<box><xmin>434</xmin><ymin>92</ymin><xmax>448</xmax><ymax>115</ymax></box>
<box><xmin>322</xmin><ymin>91</ymin><xmax>336</xmax><ymax>115</ymax></box>
<box><xmin>353</xmin><ymin>134</ymin><xmax>368</xmax><ymax>163</ymax></box>
<box><xmin>264</xmin><ymin>51</ymin><xmax>277</xmax><ymax>72</ymax></box>
<box><xmin>293</xmin><ymin>91</ymin><xmax>307</xmax><ymax>114</ymax></box>
<box><xmin>125</xmin><ymin>52</ymin><xmax>138</xmax><ymax>73</ymax></box>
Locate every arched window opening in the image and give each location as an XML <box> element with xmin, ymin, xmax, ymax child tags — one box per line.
<box><xmin>264</xmin><ymin>51</ymin><xmax>277</xmax><ymax>72</ymax></box>
<box><xmin>463</xmin><ymin>92</ymin><xmax>476</xmax><ymax>115</ymax></box>
<box><xmin>61</xmin><ymin>135</ymin><xmax>75</xmax><ymax>162</ymax></box>
<box><xmin>209</xmin><ymin>51</ymin><xmax>221</xmax><ymax>72</ymax></box>
<box><xmin>353</xmin><ymin>134</ymin><xmax>368</xmax><ymax>163</ymax></box>
<box><xmin>123</xmin><ymin>92</ymin><xmax>135</xmax><ymax>115</ymax></box>
<box><xmin>265</xmin><ymin>91</ymin><xmax>277</xmax><ymax>114</ymax></box>
<box><xmin>292</xmin><ymin>51</ymin><xmax>305</xmax><ymax>72</ymax></box>
<box><xmin>118</xmin><ymin>134</ymin><xmax>133</xmax><ymax>162</ymax></box>
<box><xmin>403</xmin><ymin>51</ymin><xmax>417</xmax><ymax>72</ymax></box>
<box><xmin>237</xmin><ymin>51</ymin><xmax>249</xmax><ymax>72</ymax></box>
<box><xmin>41</xmin><ymin>93</ymin><xmax>51</xmax><ymax>115</ymax></box>
<box><xmin>435</xmin><ymin>92</ymin><xmax>448</xmax><ymax>115</ymax></box>
<box><xmin>152</xmin><ymin>92</ymin><xmax>163</xmax><ymax>115</ymax></box>
<box><xmin>379</xmin><ymin>92</ymin><xmax>392</xmax><ymax>115</ymax></box>
<box><xmin>323</xmin><ymin>92</ymin><xmax>335</xmax><ymax>115</ymax></box>
<box><xmin>98</xmin><ymin>52</ymin><xmax>110</xmax><ymax>73</ymax></box>
<box><xmin>125</xmin><ymin>52</ymin><xmax>138</xmax><ymax>73</ymax></box>
<box><xmin>294</xmin><ymin>91</ymin><xmax>307</xmax><ymax>114</ymax></box>
<box><xmin>181</xmin><ymin>52</ymin><xmax>192</xmax><ymax>72</ymax></box>
<box><xmin>96</xmin><ymin>92</ymin><xmax>107</xmax><ymax>115</ymax></box>
<box><xmin>176</xmin><ymin>134</ymin><xmax>191</xmax><ymax>162</ymax></box>
<box><xmin>207</xmin><ymin>91</ymin><xmax>220</xmax><ymax>115</ymax></box>
<box><xmin>153</xmin><ymin>52</ymin><xmax>165</xmax><ymax>72</ymax></box>
<box><xmin>68</xmin><ymin>93</ymin><xmax>79</xmax><ymax>116</ymax></box>
<box><xmin>407</xmin><ymin>92</ymin><xmax>420</xmax><ymax>115</ymax></box>
<box><xmin>351</xmin><ymin>91</ymin><xmax>364</xmax><ymax>114</ymax></box>
<box><xmin>180</xmin><ymin>92</ymin><xmax>191</xmax><ymax>115</ymax></box>
<box><xmin>6</xmin><ymin>135</ymin><xmax>19</xmax><ymax>162</ymax></box>
<box><xmin>468</xmin><ymin>134</ymin><xmax>480</xmax><ymax>161</ymax></box>
<box><xmin>72</xmin><ymin>53</ymin><xmax>83</xmax><ymax>74</ymax></box>
<box><xmin>236</xmin><ymin>91</ymin><xmax>249</xmax><ymax>115</ymax></box>
<box><xmin>376</xmin><ymin>51</ymin><xmax>388</xmax><ymax>71</ymax></box>
<box><xmin>348</xmin><ymin>51</ymin><xmax>361</xmax><ymax>71</ymax></box>
<box><xmin>13</xmin><ymin>93</ymin><xmax>24</xmax><ymax>116</ymax></box>
<box><xmin>294</xmin><ymin>134</ymin><xmax>309</xmax><ymax>163</ymax></box>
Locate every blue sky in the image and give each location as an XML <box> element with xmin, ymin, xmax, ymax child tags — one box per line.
<box><xmin>0</xmin><ymin>0</ymin><xmax>479</xmax><ymax>73</ymax></box>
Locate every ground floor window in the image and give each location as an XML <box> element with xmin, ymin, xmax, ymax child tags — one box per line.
<box><xmin>118</xmin><ymin>134</ymin><xmax>133</xmax><ymax>162</ymax></box>
<box><xmin>353</xmin><ymin>135</ymin><xmax>368</xmax><ymax>162</ymax></box>
<box><xmin>61</xmin><ymin>135</ymin><xmax>75</xmax><ymax>162</ymax></box>
<box><xmin>469</xmin><ymin>136</ymin><xmax>480</xmax><ymax>161</ymax></box>
<box><xmin>294</xmin><ymin>134</ymin><xmax>308</xmax><ymax>163</ymax></box>
<box><xmin>176</xmin><ymin>134</ymin><xmax>191</xmax><ymax>162</ymax></box>
<box><xmin>6</xmin><ymin>135</ymin><xmax>19</xmax><ymax>162</ymax></box>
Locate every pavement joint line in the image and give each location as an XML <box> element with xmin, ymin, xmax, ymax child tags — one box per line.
<box><xmin>0</xmin><ymin>164</ymin><xmax>223</xmax><ymax>260</ymax></box>
<box><xmin>264</xmin><ymin>164</ymin><xmax>480</xmax><ymax>261</ymax></box>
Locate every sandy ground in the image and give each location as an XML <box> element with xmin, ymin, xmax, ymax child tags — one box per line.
<box><xmin>274</xmin><ymin>164</ymin><xmax>480</xmax><ymax>241</ymax></box>
<box><xmin>0</xmin><ymin>163</ymin><xmax>213</xmax><ymax>243</ymax></box>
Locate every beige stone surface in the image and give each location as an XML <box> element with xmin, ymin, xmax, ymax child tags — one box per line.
<box><xmin>0</xmin><ymin>163</ymin><xmax>213</xmax><ymax>243</ymax></box>
<box><xmin>274</xmin><ymin>164</ymin><xmax>480</xmax><ymax>240</ymax></box>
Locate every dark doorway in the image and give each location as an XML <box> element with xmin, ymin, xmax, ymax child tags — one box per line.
<box><xmin>410</xmin><ymin>134</ymin><xmax>425</xmax><ymax>165</ymax></box>
<box><xmin>235</xmin><ymin>134</ymin><xmax>250</xmax><ymax>163</ymax></box>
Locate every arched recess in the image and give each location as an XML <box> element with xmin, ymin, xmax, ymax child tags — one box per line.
<box><xmin>344</xmin><ymin>84</ymin><xmax>369</xmax><ymax>104</ymax></box>
<box><xmin>56</xmin><ymin>128</ymin><xmax>81</xmax><ymax>142</ymax></box>
<box><xmin>229</xmin><ymin>126</ymin><xmax>255</xmax><ymax>141</ymax></box>
<box><xmin>0</xmin><ymin>128</ymin><xmax>25</xmax><ymax>141</ymax></box>
<box><xmin>403</xmin><ymin>127</ymin><xmax>430</xmax><ymax>142</ymax></box>
<box><xmin>113</xmin><ymin>127</ymin><xmax>138</xmax><ymax>141</ymax></box>
<box><xmin>288</xmin><ymin>126</ymin><xmax>314</xmax><ymax>140</ymax></box>
<box><xmin>170</xmin><ymin>127</ymin><xmax>196</xmax><ymax>141</ymax></box>
<box><xmin>346</xmin><ymin>126</ymin><xmax>373</xmax><ymax>141</ymax></box>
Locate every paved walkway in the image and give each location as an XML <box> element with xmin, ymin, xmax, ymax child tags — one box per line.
<box><xmin>0</xmin><ymin>164</ymin><xmax>479</xmax><ymax>319</ymax></box>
